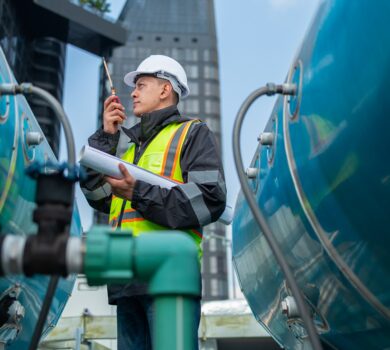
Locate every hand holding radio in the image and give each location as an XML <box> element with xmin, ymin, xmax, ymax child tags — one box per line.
<box><xmin>103</xmin><ymin>95</ymin><xmax>126</xmax><ymax>134</ymax></box>
<box><xmin>102</xmin><ymin>57</ymin><xmax>126</xmax><ymax>134</ymax></box>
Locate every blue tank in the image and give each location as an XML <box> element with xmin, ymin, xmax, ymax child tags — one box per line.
<box><xmin>0</xmin><ymin>47</ymin><xmax>82</xmax><ymax>348</ymax></box>
<box><xmin>233</xmin><ymin>1</ymin><xmax>390</xmax><ymax>349</ymax></box>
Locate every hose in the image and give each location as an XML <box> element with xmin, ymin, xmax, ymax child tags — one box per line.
<box><xmin>28</xmin><ymin>276</ymin><xmax>59</xmax><ymax>350</ymax></box>
<box><xmin>232</xmin><ymin>83</ymin><xmax>323</xmax><ymax>350</ymax></box>
<box><xmin>0</xmin><ymin>83</ymin><xmax>76</xmax><ymax>166</ymax></box>
<box><xmin>26</xmin><ymin>84</ymin><xmax>76</xmax><ymax>166</ymax></box>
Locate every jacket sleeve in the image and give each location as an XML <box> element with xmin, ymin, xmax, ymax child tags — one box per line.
<box><xmin>131</xmin><ymin>122</ymin><xmax>227</xmax><ymax>229</ymax></box>
<box><xmin>79</xmin><ymin>129</ymin><xmax>120</xmax><ymax>214</ymax></box>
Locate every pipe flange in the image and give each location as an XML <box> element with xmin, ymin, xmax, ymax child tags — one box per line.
<box><xmin>285</xmin><ymin>59</ymin><xmax>303</xmax><ymax>121</ymax></box>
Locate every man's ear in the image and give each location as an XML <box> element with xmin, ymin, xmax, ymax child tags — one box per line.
<box><xmin>160</xmin><ymin>82</ymin><xmax>173</xmax><ymax>100</ymax></box>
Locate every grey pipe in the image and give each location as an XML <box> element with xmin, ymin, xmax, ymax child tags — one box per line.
<box><xmin>232</xmin><ymin>82</ymin><xmax>323</xmax><ymax>350</ymax></box>
<box><xmin>1</xmin><ymin>235</ymin><xmax>84</xmax><ymax>276</ymax></box>
<box><xmin>0</xmin><ymin>83</ymin><xmax>76</xmax><ymax>166</ymax></box>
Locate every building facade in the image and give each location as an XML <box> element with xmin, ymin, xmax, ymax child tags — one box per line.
<box><xmin>100</xmin><ymin>0</ymin><xmax>228</xmax><ymax>300</ymax></box>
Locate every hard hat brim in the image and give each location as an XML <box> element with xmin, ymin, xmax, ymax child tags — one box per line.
<box><xmin>123</xmin><ymin>69</ymin><xmax>189</xmax><ymax>98</ymax></box>
<box><xmin>124</xmin><ymin>71</ymin><xmax>145</xmax><ymax>87</ymax></box>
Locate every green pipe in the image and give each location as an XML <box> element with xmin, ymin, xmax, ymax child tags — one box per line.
<box><xmin>134</xmin><ymin>232</ymin><xmax>200</xmax><ymax>296</ymax></box>
<box><xmin>154</xmin><ymin>296</ymin><xmax>197</xmax><ymax>350</ymax></box>
<box><xmin>84</xmin><ymin>226</ymin><xmax>134</xmax><ymax>285</ymax></box>
<box><xmin>84</xmin><ymin>227</ymin><xmax>201</xmax><ymax>350</ymax></box>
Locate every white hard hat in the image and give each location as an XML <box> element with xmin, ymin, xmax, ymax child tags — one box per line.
<box><xmin>124</xmin><ymin>55</ymin><xmax>190</xmax><ymax>98</ymax></box>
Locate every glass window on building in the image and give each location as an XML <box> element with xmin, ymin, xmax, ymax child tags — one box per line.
<box><xmin>219</xmin><ymin>279</ymin><xmax>227</xmax><ymax>296</ymax></box>
<box><xmin>204</xmin><ymin>117</ymin><xmax>220</xmax><ymax>133</ymax></box>
<box><xmin>210</xmin><ymin>256</ymin><xmax>217</xmax><ymax>274</ymax></box>
<box><xmin>204</xmin><ymin>49</ymin><xmax>217</xmax><ymax>62</ymax></box>
<box><xmin>209</xmin><ymin>238</ymin><xmax>216</xmax><ymax>252</ymax></box>
<box><xmin>210</xmin><ymin>278</ymin><xmax>219</xmax><ymax>296</ymax></box>
<box><xmin>138</xmin><ymin>47</ymin><xmax>151</xmax><ymax>57</ymax></box>
<box><xmin>185</xmin><ymin>64</ymin><xmax>199</xmax><ymax>79</ymax></box>
<box><xmin>204</xmin><ymin>64</ymin><xmax>219</xmax><ymax>79</ymax></box>
<box><xmin>188</xmin><ymin>81</ymin><xmax>199</xmax><ymax>95</ymax></box>
<box><xmin>184</xmin><ymin>99</ymin><xmax>199</xmax><ymax>114</ymax></box>
<box><xmin>217</xmin><ymin>256</ymin><xmax>226</xmax><ymax>274</ymax></box>
<box><xmin>204</xmin><ymin>81</ymin><xmax>219</xmax><ymax>97</ymax></box>
<box><xmin>203</xmin><ymin>49</ymin><xmax>210</xmax><ymax>62</ymax></box>
<box><xmin>185</xmin><ymin>48</ymin><xmax>198</xmax><ymax>61</ymax></box>
<box><xmin>171</xmin><ymin>48</ymin><xmax>184</xmax><ymax>61</ymax></box>
<box><xmin>205</xmin><ymin>100</ymin><xmax>220</xmax><ymax>114</ymax></box>
<box><xmin>119</xmin><ymin>63</ymin><xmax>136</xmax><ymax>76</ymax></box>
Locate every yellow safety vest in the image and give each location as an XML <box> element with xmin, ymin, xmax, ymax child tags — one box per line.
<box><xmin>109</xmin><ymin>119</ymin><xmax>202</xmax><ymax>256</ymax></box>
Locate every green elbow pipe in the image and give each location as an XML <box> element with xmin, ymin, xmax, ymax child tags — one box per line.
<box><xmin>134</xmin><ymin>231</ymin><xmax>200</xmax><ymax>296</ymax></box>
<box><xmin>83</xmin><ymin>226</ymin><xmax>201</xmax><ymax>350</ymax></box>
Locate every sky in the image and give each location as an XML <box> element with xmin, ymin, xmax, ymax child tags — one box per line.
<box><xmin>61</xmin><ymin>0</ymin><xmax>321</xmax><ymax>232</ymax></box>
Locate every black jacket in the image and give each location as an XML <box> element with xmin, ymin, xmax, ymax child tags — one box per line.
<box><xmin>81</xmin><ymin>105</ymin><xmax>226</xmax><ymax>228</ymax></box>
<box><xmin>80</xmin><ymin>105</ymin><xmax>226</xmax><ymax>301</ymax></box>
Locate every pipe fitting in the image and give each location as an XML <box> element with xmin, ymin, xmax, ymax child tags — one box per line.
<box><xmin>135</xmin><ymin>232</ymin><xmax>200</xmax><ymax>297</ymax></box>
<box><xmin>280</xmin><ymin>83</ymin><xmax>297</xmax><ymax>95</ymax></box>
<box><xmin>264</xmin><ymin>82</ymin><xmax>297</xmax><ymax>96</ymax></box>
<box><xmin>0</xmin><ymin>234</ymin><xmax>83</xmax><ymax>277</ymax></box>
<box><xmin>26</xmin><ymin>132</ymin><xmax>44</xmax><ymax>146</ymax></box>
<box><xmin>66</xmin><ymin>236</ymin><xmax>84</xmax><ymax>274</ymax></box>
<box><xmin>0</xmin><ymin>83</ymin><xmax>33</xmax><ymax>96</ymax></box>
<box><xmin>0</xmin><ymin>83</ymin><xmax>19</xmax><ymax>95</ymax></box>
<box><xmin>258</xmin><ymin>132</ymin><xmax>274</xmax><ymax>146</ymax></box>
<box><xmin>23</xmin><ymin>234</ymin><xmax>69</xmax><ymax>276</ymax></box>
<box><xmin>84</xmin><ymin>226</ymin><xmax>134</xmax><ymax>285</ymax></box>
<box><xmin>0</xmin><ymin>235</ymin><xmax>26</xmax><ymax>275</ymax></box>
<box><xmin>245</xmin><ymin>167</ymin><xmax>258</xmax><ymax>179</ymax></box>
<box><xmin>83</xmin><ymin>227</ymin><xmax>201</xmax><ymax>297</ymax></box>
<box><xmin>281</xmin><ymin>296</ymin><xmax>300</xmax><ymax>319</ymax></box>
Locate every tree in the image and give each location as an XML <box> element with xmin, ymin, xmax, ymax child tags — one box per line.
<box><xmin>78</xmin><ymin>0</ymin><xmax>111</xmax><ymax>15</ymax></box>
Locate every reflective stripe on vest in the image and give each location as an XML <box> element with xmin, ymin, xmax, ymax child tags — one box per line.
<box><xmin>109</xmin><ymin>119</ymin><xmax>203</xmax><ymax>256</ymax></box>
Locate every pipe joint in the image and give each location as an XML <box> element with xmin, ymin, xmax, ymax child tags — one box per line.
<box><xmin>135</xmin><ymin>232</ymin><xmax>201</xmax><ymax>297</ymax></box>
<box><xmin>23</xmin><ymin>234</ymin><xmax>69</xmax><ymax>276</ymax></box>
<box><xmin>0</xmin><ymin>83</ymin><xmax>33</xmax><ymax>96</ymax></box>
<box><xmin>264</xmin><ymin>82</ymin><xmax>297</xmax><ymax>96</ymax></box>
<box><xmin>84</xmin><ymin>226</ymin><xmax>134</xmax><ymax>286</ymax></box>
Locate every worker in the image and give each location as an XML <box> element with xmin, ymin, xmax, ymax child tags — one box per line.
<box><xmin>80</xmin><ymin>54</ymin><xmax>226</xmax><ymax>350</ymax></box>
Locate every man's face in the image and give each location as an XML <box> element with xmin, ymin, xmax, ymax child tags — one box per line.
<box><xmin>131</xmin><ymin>76</ymin><xmax>165</xmax><ymax>117</ymax></box>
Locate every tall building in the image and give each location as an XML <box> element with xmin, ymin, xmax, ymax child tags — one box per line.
<box><xmin>100</xmin><ymin>0</ymin><xmax>228</xmax><ymax>300</ymax></box>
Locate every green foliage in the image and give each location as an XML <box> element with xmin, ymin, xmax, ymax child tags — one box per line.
<box><xmin>78</xmin><ymin>0</ymin><xmax>111</xmax><ymax>15</ymax></box>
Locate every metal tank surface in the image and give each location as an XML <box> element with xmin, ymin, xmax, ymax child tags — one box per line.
<box><xmin>232</xmin><ymin>1</ymin><xmax>390</xmax><ymax>349</ymax></box>
<box><xmin>0</xmin><ymin>47</ymin><xmax>82</xmax><ymax>349</ymax></box>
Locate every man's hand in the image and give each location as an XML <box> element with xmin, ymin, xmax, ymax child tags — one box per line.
<box><xmin>103</xmin><ymin>95</ymin><xmax>126</xmax><ymax>134</ymax></box>
<box><xmin>105</xmin><ymin>164</ymin><xmax>136</xmax><ymax>200</ymax></box>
